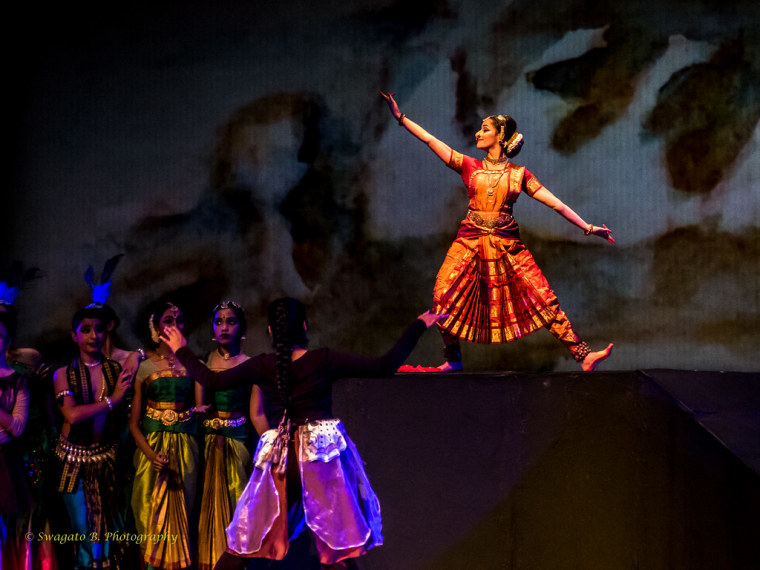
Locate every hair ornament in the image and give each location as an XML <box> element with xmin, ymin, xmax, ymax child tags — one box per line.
<box><xmin>0</xmin><ymin>261</ymin><xmax>42</xmax><ymax>306</ymax></box>
<box><xmin>148</xmin><ymin>314</ymin><xmax>161</xmax><ymax>344</ymax></box>
<box><xmin>166</xmin><ymin>302</ymin><xmax>180</xmax><ymax>317</ymax></box>
<box><xmin>0</xmin><ymin>283</ymin><xmax>19</xmax><ymax>306</ymax></box>
<box><xmin>213</xmin><ymin>300</ymin><xmax>245</xmax><ymax>314</ymax></box>
<box><xmin>505</xmin><ymin>132</ymin><xmax>523</xmax><ymax>156</ymax></box>
<box><xmin>84</xmin><ymin>254</ymin><xmax>124</xmax><ymax>307</ymax></box>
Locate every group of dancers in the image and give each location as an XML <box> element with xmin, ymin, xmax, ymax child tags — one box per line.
<box><xmin>1</xmin><ymin>95</ymin><xmax>614</xmax><ymax>570</ymax></box>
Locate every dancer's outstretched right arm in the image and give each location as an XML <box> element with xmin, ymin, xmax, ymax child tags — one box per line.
<box><xmin>162</xmin><ymin>326</ymin><xmax>263</xmax><ymax>391</ymax></box>
<box><xmin>381</xmin><ymin>92</ymin><xmax>453</xmax><ymax>164</ymax></box>
<box><xmin>327</xmin><ymin>310</ymin><xmax>447</xmax><ymax>377</ymax></box>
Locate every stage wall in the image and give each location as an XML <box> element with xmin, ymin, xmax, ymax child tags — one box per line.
<box><xmin>331</xmin><ymin>369</ymin><xmax>760</xmax><ymax>570</ymax></box>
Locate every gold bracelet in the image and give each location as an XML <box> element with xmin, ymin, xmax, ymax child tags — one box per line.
<box><xmin>584</xmin><ymin>224</ymin><xmax>593</xmax><ymax>236</ymax></box>
<box><xmin>397</xmin><ymin>113</ymin><xmax>406</xmax><ymax>126</ymax></box>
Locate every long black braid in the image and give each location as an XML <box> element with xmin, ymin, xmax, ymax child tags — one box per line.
<box><xmin>268</xmin><ymin>297</ymin><xmax>308</xmax><ymax>425</ymax></box>
<box><xmin>267</xmin><ymin>298</ymin><xmax>307</xmax><ymax>474</ymax></box>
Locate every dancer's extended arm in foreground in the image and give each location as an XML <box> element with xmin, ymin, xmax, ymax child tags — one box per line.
<box><xmin>161</xmin><ymin>309</ymin><xmax>447</xmax><ymax>391</ymax></box>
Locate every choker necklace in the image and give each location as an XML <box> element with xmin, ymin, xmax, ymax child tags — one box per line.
<box><xmin>217</xmin><ymin>348</ymin><xmax>241</xmax><ymax>361</ymax></box>
<box><xmin>483</xmin><ymin>155</ymin><xmax>507</xmax><ymax>165</ymax></box>
<box><xmin>84</xmin><ymin>360</ymin><xmax>102</xmax><ymax>368</ymax></box>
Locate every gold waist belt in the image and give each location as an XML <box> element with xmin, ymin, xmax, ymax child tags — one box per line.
<box><xmin>467</xmin><ymin>210</ymin><xmax>514</xmax><ymax>229</ymax></box>
<box><xmin>146</xmin><ymin>405</ymin><xmax>194</xmax><ymax>426</ymax></box>
<box><xmin>203</xmin><ymin>416</ymin><xmax>247</xmax><ymax>429</ymax></box>
<box><xmin>55</xmin><ymin>436</ymin><xmax>117</xmax><ymax>465</ymax></box>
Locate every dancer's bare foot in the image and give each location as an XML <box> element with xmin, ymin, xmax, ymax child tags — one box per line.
<box><xmin>581</xmin><ymin>343</ymin><xmax>613</xmax><ymax>371</ymax></box>
<box><xmin>437</xmin><ymin>361</ymin><xmax>463</xmax><ymax>372</ymax></box>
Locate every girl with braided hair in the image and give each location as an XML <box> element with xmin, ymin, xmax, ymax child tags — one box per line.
<box><xmin>382</xmin><ymin>92</ymin><xmax>614</xmax><ymax>372</ymax></box>
<box><xmin>161</xmin><ymin>297</ymin><xmax>445</xmax><ymax>569</ymax></box>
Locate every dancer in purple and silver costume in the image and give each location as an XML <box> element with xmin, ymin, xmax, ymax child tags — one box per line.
<box><xmin>162</xmin><ymin>297</ymin><xmax>444</xmax><ymax>569</ymax></box>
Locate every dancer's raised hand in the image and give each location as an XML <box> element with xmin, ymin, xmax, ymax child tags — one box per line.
<box><xmin>380</xmin><ymin>92</ymin><xmax>402</xmax><ymax>122</ymax></box>
<box><xmin>160</xmin><ymin>325</ymin><xmax>187</xmax><ymax>353</ymax></box>
<box><xmin>589</xmin><ymin>224</ymin><xmax>615</xmax><ymax>243</ymax></box>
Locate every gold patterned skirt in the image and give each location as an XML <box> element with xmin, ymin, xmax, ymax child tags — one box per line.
<box><xmin>433</xmin><ymin>230</ymin><xmax>559</xmax><ymax>344</ymax></box>
<box><xmin>197</xmin><ymin>434</ymin><xmax>252</xmax><ymax>570</ymax></box>
<box><xmin>131</xmin><ymin>431</ymin><xmax>199</xmax><ymax>570</ymax></box>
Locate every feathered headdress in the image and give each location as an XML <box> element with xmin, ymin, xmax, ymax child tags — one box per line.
<box><xmin>0</xmin><ymin>261</ymin><xmax>42</xmax><ymax>306</ymax></box>
<box><xmin>84</xmin><ymin>254</ymin><xmax>124</xmax><ymax>307</ymax></box>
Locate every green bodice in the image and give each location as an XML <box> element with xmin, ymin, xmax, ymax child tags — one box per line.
<box><xmin>141</xmin><ymin>371</ymin><xmax>197</xmax><ymax>434</ymax></box>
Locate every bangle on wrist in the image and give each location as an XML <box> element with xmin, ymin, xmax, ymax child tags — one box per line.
<box><xmin>136</xmin><ymin>348</ymin><xmax>146</xmax><ymax>362</ymax></box>
<box><xmin>102</xmin><ymin>396</ymin><xmax>113</xmax><ymax>411</ymax></box>
<box><xmin>584</xmin><ymin>224</ymin><xmax>593</xmax><ymax>236</ymax></box>
<box><xmin>397</xmin><ymin>113</ymin><xmax>406</xmax><ymax>126</ymax></box>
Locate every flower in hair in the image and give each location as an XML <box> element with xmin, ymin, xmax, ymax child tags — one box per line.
<box><xmin>148</xmin><ymin>314</ymin><xmax>160</xmax><ymax>343</ymax></box>
<box><xmin>505</xmin><ymin>132</ymin><xmax>523</xmax><ymax>156</ymax></box>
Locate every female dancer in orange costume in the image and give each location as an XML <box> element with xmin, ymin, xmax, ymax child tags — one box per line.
<box><xmin>382</xmin><ymin>93</ymin><xmax>614</xmax><ymax>372</ymax></box>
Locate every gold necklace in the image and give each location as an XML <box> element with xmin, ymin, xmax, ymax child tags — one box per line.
<box><xmin>483</xmin><ymin>158</ymin><xmax>509</xmax><ymax>195</ymax></box>
<box><xmin>483</xmin><ymin>154</ymin><xmax>507</xmax><ymax>165</ymax></box>
<box><xmin>217</xmin><ymin>348</ymin><xmax>241</xmax><ymax>362</ymax></box>
<box><xmin>157</xmin><ymin>350</ymin><xmax>179</xmax><ymax>371</ymax></box>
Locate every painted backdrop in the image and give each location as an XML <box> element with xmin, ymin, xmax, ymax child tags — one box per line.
<box><xmin>8</xmin><ymin>0</ymin><xmax>759</xmax><ymax>371</ymax></box>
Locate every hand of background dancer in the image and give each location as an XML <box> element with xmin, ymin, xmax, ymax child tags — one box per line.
<box><xmin>34</xmin><ymin>362</ymin><xmax>51</xmax><ymax>381</ymax></box>
<box><xmin>160</xmin><ymin>325</ymin><xmax>187</xmax><ymax>353</ymax></box>
<box><xmin>380</xmin><ymin>92</ymin><xmax>402</xmax><ymax>121</ymax></box>
<box><xmin>151</xmin><ymin>451</ymin><xmax>169</xmax><ymax>472</ymax></box>
<box><xmin>589</xmin><ymin>224</ymin><xmax>615</xmax><ymax>243</ymax></box>
<box><xmin>418</xmin><ymin>310</ymin><xmax>449</xmax><ymax>328</ymax></box>
<box><xmin>110</xmin><ymin>369</ymin><xmax>133</xmax><ymax>403</ymax></box>
<box><xmin>121</xmin><ymin>351</ymin><xmax>141</xmax><ymax>380</ymax></box>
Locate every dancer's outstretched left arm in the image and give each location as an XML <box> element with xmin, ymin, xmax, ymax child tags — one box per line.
<box><xmin>529</xmin><ymin>185</ymin><xmax>615</xmax><ymax>243</ymax></box>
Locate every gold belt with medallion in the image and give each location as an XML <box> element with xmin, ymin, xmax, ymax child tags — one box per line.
<box><xmin>145</xmin><ymin>405</ymin><xmax>194</xmax><ymax>426</ymax></box>
<box><xmin>203</xmin><ymin>415</ymin><xmax>247</xmax><ymax>429</ymax></box>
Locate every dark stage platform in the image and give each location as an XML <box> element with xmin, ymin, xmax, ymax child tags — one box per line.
<box><xmin>318</xmin><ymin>369</ymin><xmax>760</xmax><ymax>570</ymax></box>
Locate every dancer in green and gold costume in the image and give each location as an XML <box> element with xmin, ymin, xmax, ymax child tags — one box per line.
<box><xmin>197</xmin><ymin>301</ymin><xmax>268</xmax><ymax>570</ymax></box>
<box><xmin>129</xmin><ymin>302</ymin><xmax>203</xmax><ymax>570</ymax></box>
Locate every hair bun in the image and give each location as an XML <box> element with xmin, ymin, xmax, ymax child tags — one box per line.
<box><xmin>505</xmin><ymin>132</ymin><xmax>524</xmax><ymax>158</ymax></box>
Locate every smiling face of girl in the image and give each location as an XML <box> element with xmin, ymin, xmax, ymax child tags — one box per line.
<box><xmin>72</xmin><ymin>318</ymin><xmax>106</xmax><ymax>357</ymax></box>
<box><xmin>475</xmin><ymin>118</ymin><xmax>502</xmax><ymax>152</ymax></box>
